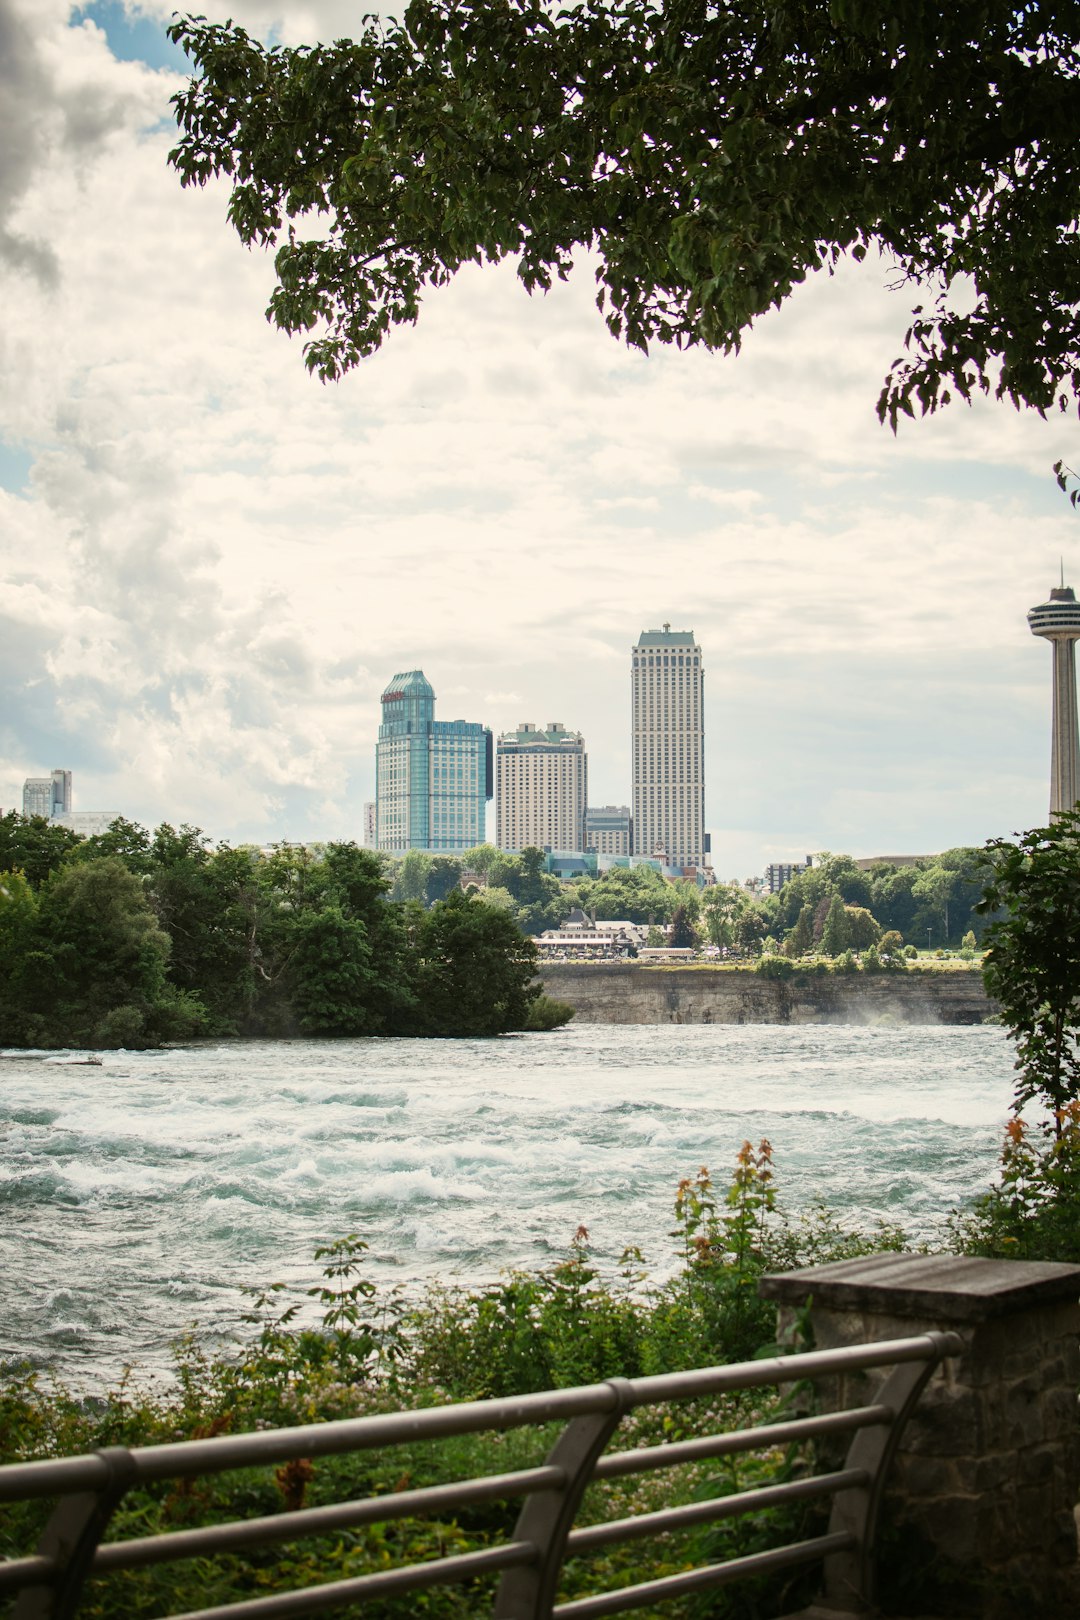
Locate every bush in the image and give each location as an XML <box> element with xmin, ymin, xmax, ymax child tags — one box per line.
<box><xmin>954</xmin><ymin>1105</ymin><xmax>1080</xmax><ymax>1262</ymax></box>
<box><xmin>756</xmin><ymin>954</ymin><xmax>793</xmax><ymax>980</ymax></box>
<box><xmin>523</xmin><ymin>994</ymin><xmax>575</xmax><ymax>1030</ymax></box>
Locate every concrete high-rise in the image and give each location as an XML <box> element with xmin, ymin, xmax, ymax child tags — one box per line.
<box><xmin>631</xmin><ymin>625</ymin><xmax>705</xmax><ymax>867</ymax></box>
<box><xmin>585</xmin><ymin>804</ymin><xmax>631</xmax><ymax>856</ymax></box>
<box><xmin>496</xmin><ymin>722</ymin><xmax>587</xmax><ymax>852</ymax></box>
<box><xmin>22</xmin><ymin>769</ymin><xmax>72</xmax><ymax>819</ymax></box>
<box><xmin>376</xmin><ymin>670</ymin><xmax>492</xmax><ymax>852</ymax></box>
<box><xmin>1029</xmin><ymin>582</ymin><xmax>1080</xmax><ymax>818</ymax></box>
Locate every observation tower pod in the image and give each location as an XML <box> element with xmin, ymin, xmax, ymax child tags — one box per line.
<box><xmin>1028</xmin><ymin>583</ymin><xmax>1080</xmax><ymax>817</ymax></box>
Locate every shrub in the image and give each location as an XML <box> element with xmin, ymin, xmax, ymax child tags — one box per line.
<box><xmin>524</xmin><ymin>994</ymin><xmax>575</xmax><ymax>1030</ymax></box>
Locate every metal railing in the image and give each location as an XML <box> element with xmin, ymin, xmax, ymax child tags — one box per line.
<box><xmin>0</xmin><ymin>1330</ymin><xmax>961</xmax><ymax>1619</ymax></box>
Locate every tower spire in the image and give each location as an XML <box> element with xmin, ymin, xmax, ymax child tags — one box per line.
<box><xmin>1029</xmin><ymin>583</ymin><xmax>1080</xmax><ymax>818</ymax></box>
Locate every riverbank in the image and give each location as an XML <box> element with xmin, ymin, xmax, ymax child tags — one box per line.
<box><xmin>538</xmin><ymin>963</ymin><xmax>995</xmax><ymax>1025</ymax></box>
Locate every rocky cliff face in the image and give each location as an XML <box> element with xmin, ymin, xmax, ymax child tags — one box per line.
<box><xmin>539</xmin><ymin>964</ymin><xmax>995</xmax><ymax>1025</ymax></box>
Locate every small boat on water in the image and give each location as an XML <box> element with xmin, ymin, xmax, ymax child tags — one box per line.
<box><xmin>65</xmin><ymin>1055</ymin><xmax>104</xmax><ymax>1066</ymax></box>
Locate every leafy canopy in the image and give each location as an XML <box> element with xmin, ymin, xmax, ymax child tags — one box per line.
<box><xmin>979</xmin><ymin>815</ymin><xmax>1080</xmax><ymax>1125</ymax></box>
<box><xmin>169</xmin><ymin>1</ymin><xmax>1080</xmax><ymax>426</ymax></box>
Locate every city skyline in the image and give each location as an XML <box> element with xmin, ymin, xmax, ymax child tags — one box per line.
<box><xmin>1</xmin><ymin>2</ymin><xmax>1077</xmax><ymax>879</ymax></box>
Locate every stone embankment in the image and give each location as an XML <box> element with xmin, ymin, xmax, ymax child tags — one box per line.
<box><xmin>539</xmin><ymin>963</ymin><xmax>995</xmax><ymax>1025</ymax></box>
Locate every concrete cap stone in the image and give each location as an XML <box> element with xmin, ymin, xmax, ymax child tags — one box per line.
<box><xmin>758</xmin><ymin>1253</ymin><xmax>1080</xmax><ymax>1323</ymax></box>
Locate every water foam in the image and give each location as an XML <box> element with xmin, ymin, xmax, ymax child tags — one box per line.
<box><xmin>0</xmin><ymin>1025</ymin><xmax>1015</xmax><ymax>1386</ymax></box>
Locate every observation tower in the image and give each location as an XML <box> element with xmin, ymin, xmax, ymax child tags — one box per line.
<box><xmin>1028</xmin><ymin>581</ymin><xmax>1080</xmax><ymax>817</ymax></box>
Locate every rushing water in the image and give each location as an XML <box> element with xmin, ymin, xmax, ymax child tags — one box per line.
<box><xmin>1</xmin><ymin>1024</ymin><xmax>1015</xmax><ymax>1387</ymax></box>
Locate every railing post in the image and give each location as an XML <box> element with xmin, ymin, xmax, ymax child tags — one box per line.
<box><xmin>823</xmin><ymin>1332</ymin><xmax>958</xmax><ymax>1614</ymax></box>
<box><xmin>13</xmin><ymin>1446</ymin><xmax>138</xmax><ymax>1620</ymax></box>
<box><xmin>760</xmin><ymin>1254</ymin><xmax>1080</xmax><ymax>1620</ymax></box>
<box><xmin>494</xmin><ymin>1377</ymin><xmax>634</xmax><ymax>1619</ymax></box>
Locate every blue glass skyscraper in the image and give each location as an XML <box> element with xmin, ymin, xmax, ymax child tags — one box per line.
<box><xmin>376</xmin><ymin>671</ymin><xmax>492</xmax><ymax>851</ymax></box>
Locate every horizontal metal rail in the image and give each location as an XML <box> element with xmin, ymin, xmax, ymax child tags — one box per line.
<box><xmin>2</xmin><ymin>1329</ymin><xmax>962</xmax><ymax>1620</ymax></box>
<box><xmin>592</xmin><ymin>1401</ymin><xmax>894</xmax><ymax>1478</ymax></box>
<box><xmin>566</xmin><ymin>1466</ymin><xmax>870</xmax><ymax>1552</ymax></box>
<box><xmin>553</xmin><ymin>1532</ymin><xmax>858</xmax><ymax>1618</ymax></box>
<box><xmin>0</xmin><ymin>1333</ymin><xmax>952</xmax><ymax>1502</ymax></box>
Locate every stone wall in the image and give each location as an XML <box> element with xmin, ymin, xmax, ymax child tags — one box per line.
<box><xmin>760</xmin><ymin>1253</ymin><xmax>1080</xmax><ymax>1618</ymax></box>
<box><xmin>539</xmin><ymin>963</ymin><xmax>995</xmax><ymax>1025</ymax></box>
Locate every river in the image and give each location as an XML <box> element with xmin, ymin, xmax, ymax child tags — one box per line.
<box><xmin>1</xmin><ymin>1024</ymin><xmax>1015</xmax><ymax>1387</ymax></box>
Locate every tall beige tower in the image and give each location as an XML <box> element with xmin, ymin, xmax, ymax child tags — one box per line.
<box><xmin>631</xmin><ymin>625</ymin><xmax>705</xmax><ymax>867</ymax></box>
<box><xmin>1028</xmin><ymin>583</ymin><xmax>1080</xmax><ymax>818</ymax></box>
<box><xmin>495</xmin><ymin>723</ymin><xmax>587</xmax><ymax>852</ymax></box>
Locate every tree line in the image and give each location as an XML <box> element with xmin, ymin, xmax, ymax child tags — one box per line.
<box><xmin>0</xmin><ymin>815</ymin><xmax>570</xmax><ymax>1049</ymax></box>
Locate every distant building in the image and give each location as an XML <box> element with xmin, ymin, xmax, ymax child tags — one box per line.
<box><xmin>585</xmin><ymin>804</ymin><xmax>631</xmax><ymax>856</ymax></box>
<box><xmin>21</xmin><ymin>771</ymin><xmax>116</xmax><ymax>836</ymax></box>
<box><xmin>363</xmin><ymin>801</ymin><xmax>377</xmax><ymax>848</ymax></box>
<box><xmin>763</xmin><ymin>856</ymin><xmax>814</xmax><ymax>894</ymax></box>
<box><xmin>376</xmin><ymin>669</ymin><xmax>492</xmax><ymax>852</ymax></box>
<box><xmin>631</xmin><ymin>626</ymin><xmax>705</xmax><ymax>868</ymax></box>
<box><xmin>54</xmin><ymin>811</ymin><xmax>121</xmax><ymax>837</ymax></box>
<box><xmin>543</xmin><ymin>849</ymin><xmax>598</xmax><ymax>881</ymax></box>
<box><xmin>22</xmin><ymin>769</ymin><xmax>71</xmax><ymax>819</ymax></box>
<box><xmin>496</xmin><ymin>722</ymin><xmax>587</xmax><ymax>852</ymax></box>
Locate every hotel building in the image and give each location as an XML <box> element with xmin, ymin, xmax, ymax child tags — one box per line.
<box><xmin>22</xmin><ymin>769</ymin><xmax>72</xmax><ymax>819</ymax></box>
<box><xmin>376</xmin><ymin>671</ymin><xmax>492</xmax><ymax>852</ymax></box>
<box><xmin>585</xmin><ymin>804</ymin><xmax>632</xmax><ymax>856</ymax></box>
<box><xmin>496</xmin><ymin>722</ymin><xmax>587</xmax><ymax>852</ymax></box>
<box><xmin>631</xmin><ymin>625</ymin><xmax>705</xmax><ymax>868</ymax></box>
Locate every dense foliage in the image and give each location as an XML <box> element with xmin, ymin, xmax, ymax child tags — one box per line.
<box><xmin>0</xmin><ymin>815</ymin><xmax>569</xmax><ymax>1048</ymax></box>
<box><xmin>168</xmin><ymin>2</ymin><xmax>1080</xmax><ymax>429</ymax></box>
<box><xmin>978</xmin><ymin>815</ymin><xmax>1080</xmax><ymax>1122</ymax></box>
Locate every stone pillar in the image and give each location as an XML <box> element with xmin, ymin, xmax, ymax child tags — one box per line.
<box><xmin>759</xmin><ymin>1253</ymin><xmax>1080</xmax><ymax>1619</ymax></box>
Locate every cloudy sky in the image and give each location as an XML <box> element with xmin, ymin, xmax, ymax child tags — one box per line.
<box><xmin>1</xmin><ymin>0</ymin><xmax>1077</xmax><ymax>878</ymax></box>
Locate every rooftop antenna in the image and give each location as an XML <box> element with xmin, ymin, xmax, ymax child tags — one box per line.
<box><xmin>1062</xmin><ymin>556</ymin><xmax>1066</xmax><ymax>589</ymax></box>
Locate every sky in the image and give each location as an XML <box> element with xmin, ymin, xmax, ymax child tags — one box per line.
<box><xmin>1</xmin><ymin>0</ymin><xmax>1078</xmax><ymax>880</ymax></box>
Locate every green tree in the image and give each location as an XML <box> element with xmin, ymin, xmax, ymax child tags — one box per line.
<box><xmin>69</xmin><ymin>816</ymin><xmax>153</xmax><ymax>873</ymax></box>
<box><xmin>169</xmin><ymin>4</ymin><xmax>1080</xmax><ymax>429</ymax></box>
<box><xmin>978</xmin><ymin>819</ymin><xmax>1080</xmax><ymax>1127</ymax></box>
<box><xmin>819</xmin><ymin>895</ymin><xmax>850</xmax><ymax>958</ymax></box>
<box><xmin>390</xmin><ymin>850</ymin><xmax>432</xmax><ymax>905</ymax></box>
<box><xmin>736</xmin><ymin>906</ymin><xmax>770</xmax><ymax>957</ymax></box>
<box><xmin>425</xmin><ymin>855</ymin><xmax>463</xmax><ymax>905</ymax></box>
<box><xmin>701</xmin><ymin>884</ymin><xmax>745</xmax><ymax>948</ymax></box>
<box><xmin>21</xmin><ymin>858</ymin><xmax>205</xmax><ymax>1047</ymax></box>
<box><xmin>785</xmin><ymin>904</ymin><xmax>814</xmax><ymax>959</ymax></box>
<box><xmin>460</xmin><ymin>844</ymin><xmax>501</xmax><ymax>878</ymax></box>
<box><xmin>818</xmin><ymin>855</ymin><xmax>873</xmax><ymax>911</ymax></box>
<box><xmin>669</xmin><ymin>904</ymin><xmax>698</xmax><ymax>950</ymax></box>
<box><xmin>0</xmin><ymin>812</ymin><xmax>80</xmax><ymax>889</ymax></box>
<box><xmin>576</xmin><ymin>866</ymin><xmax>675</xmax><ymax>924</ymax></box>
<box><xmin>504</xmin><ymin>846</ymin><xmax>569</xmax><ymax>934</ymax></box>
<box><xmin>0</xmin><ymin>871</ymin><xmax>38</xmax><ymax>1044</ymax></box>
<box><xmin>845</xmin><ymin>906</ymin><xmax>882</xmax><ymax>952</ymax></box>
<box><xmin>288</xmin><ymin>905</ymin><xmax>379</xmax><ymax>1034</ymax></box>
<box><xmin>869</xmin><ymin>865</ymin><xmax>920</xmax><ymax>941</ymax></box>
<box><xmin>413</xmin><ymin>889</ymin><xmax>547</xmax><ymax>1036</ymax></box>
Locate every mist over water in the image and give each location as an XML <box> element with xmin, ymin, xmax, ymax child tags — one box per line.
<box><xmin>0</xmin><ymin>1025</ymin><xmax>1014</xmax><ymax>1387</ymax></box>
